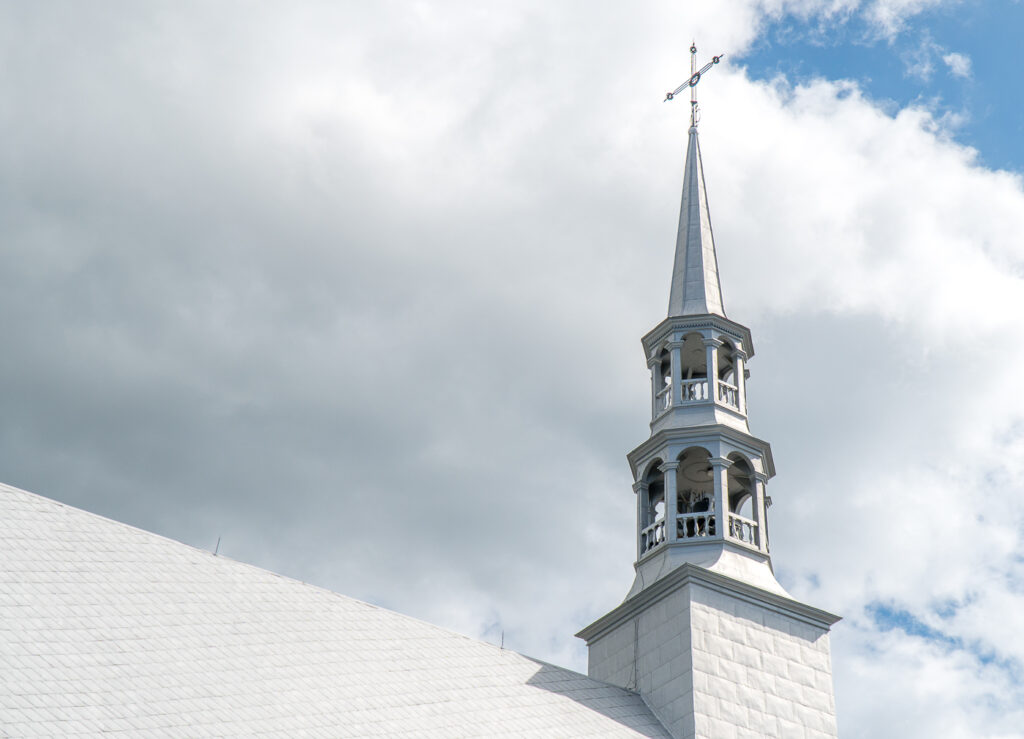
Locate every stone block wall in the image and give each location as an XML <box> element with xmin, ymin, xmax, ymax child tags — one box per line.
<box><xmin>584</xmin><ymin>573</ymin><xmax>838</xmax><ymax>739</ymax></box>
<box><xmin>588</xmin><ymin>586</ymin><xmax>695</xmax><ymax>737</ymax></box>
<box><xmin>689</xmin><ymin>585</ymin><xmax>837</xmax><ymax>738</ymax></box>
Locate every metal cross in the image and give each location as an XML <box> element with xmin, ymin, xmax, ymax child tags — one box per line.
<box><xmin>664</xmin><ymin>44</ymin><xmax>723</xmax><ymax>127</ymax></box>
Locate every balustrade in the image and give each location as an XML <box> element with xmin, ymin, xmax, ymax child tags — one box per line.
<box><xmin>655</xmin><ymin>385</ymin><xmax>672</xmax><ymax>413</ymax></box>
<box><xmin>654</xmin><ymin>379</ymin><xmax>716</xmax><ymax>415</ymax></box>
<box><xmin>727</xmin><ymin>513</ymin><xmax>758</xmax><ymax>546</ymax></box>
<box><xmin>717</xmin><ymin>381</ymin><xmax>739</xmax><ymax>408</ymax></box>
<box><xmin>679</xmin><ymin>378</ymin><xmax>709</xmax><ymax>402</ymax></box>
<box><xmin>640</xmin><ymin>511</ymin><xmax>762</xmax><ymax>556</ymax></box>
<box><xmin>676</xmin><ymin>512</ymin><xmax>715</xmax><ymax>539</ymax></box>
<box><xmin>640</xmin><ymin>519</ymin><xmax>666</xmax><ymax>554</ymax></box>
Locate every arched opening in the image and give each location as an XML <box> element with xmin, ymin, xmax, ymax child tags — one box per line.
<box><xmin>726</xmin><ymin>454</ymin><xmax>754</xmax><ymax>515</ymax></box>
<box><xmin>678</xmin><ymin>333</ymin><xmax>707</xmax><ymax>380</ymax></box>
<box><xmin>726</xmin><ymin>454</ymin><xmax>758</xmax><ymax>545</ymax></box>
<box><xmin>639</xmin><ymin>461</ymin><xmax>666</xmax><ymax>553</ymax></box>
<box><xmin>644</xmin><ymin>463</ymin><xmax>665</xmax><ymax>525</ymax></box>
<box><xmin>716</xmin><ymin>339</ymin><xmax>740</xmax><ymax>408</ymax></box>
<box><xmin>675</xmin><ymin>446</ymin><xmax>715</xmax><ymax>538</ymax></box>
<box><xmin>677</xmin><ymin>333</ymin><xmax>710</xmax><ymax>402</ymax></box>
<box><xmin>717</xmin><ymin>339</ymin><xmax>736</xmax><ymax>382</ymax></box>
<box><xmin>654</xmin><ymin>347</ymin><xmax>672</xmax><ymax>412</ymax></box>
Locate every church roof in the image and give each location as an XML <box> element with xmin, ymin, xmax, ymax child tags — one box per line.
<box><xmin>667</xmin><ymin>126</ymin><xmax>726</xmax><ymax>318</ymax></box>
<box><xmin>0</xmin><ymin>482</ymin><xmax>670</xmax><ymax>737</ymax></box>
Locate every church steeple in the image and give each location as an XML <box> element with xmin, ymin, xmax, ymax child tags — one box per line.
<box><xmin>628</xmin><ymin>47</ymin><xmax>781</xmax><ymax>596</ymax></box>
<box><xmin>627</xmin><ymin>117</ymin><xmax>779</xmax><ymax>595</ymax></box>
<box><xmin>577</xmin><ymin>52</ymin><xmax>840</xmax><ymax>739</ymax></box>
<box><xmin>668</xmin><ymin>125</ymin><xmax>725</xmax><ymax>317</ymax></box>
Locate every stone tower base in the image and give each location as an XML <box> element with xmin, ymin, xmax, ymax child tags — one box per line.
<box><xmin>577</xmin><ymin>565</ymin><xmax>840</xmax><ymax>739</ymax></box>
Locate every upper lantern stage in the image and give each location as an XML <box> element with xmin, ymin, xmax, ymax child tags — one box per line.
<box><xmin>668</xmin><ymin>126</ymin><xmax>725</xmax><ymax>319</ymax></box>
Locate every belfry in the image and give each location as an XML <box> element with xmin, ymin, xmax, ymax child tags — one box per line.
<box><xmin>577</xmin><ymin>49</ymin><xmax>841</xmax><ymax>738</ymax></box>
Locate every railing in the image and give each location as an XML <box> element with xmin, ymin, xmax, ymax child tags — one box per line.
<box><xmin>680</xmin><ymin>378</ymin><xmax>709</xmax><ymax>402</ymax></box>
<box><xmin>640</xmin><ymin>519</ymin><xmax>666</xmax><ymax>554</ymax></box>
<box><xmin>718</xmin><ymin>381</ymin><xmax>739</xmax><ymax>408</ymax></box>
<box><xmin>728</xmin><ymin>513</ymin><xmax>759</xmax><ymax>546</ymax></box>
<box><xmin>641</xmin><ymin>512</ymin><xmax>761</xmax><ymax>555</ymax></box>
<box><xmin>677</xmin><ymin>512</ymin><xmax>715</xmax><ymax>539</ymax></box>
<box><xmin>655</xmin><ymin>385</ymin><xmax>672</xmax><ymax>412</ymax></box>
<box><xmin>655</xmin><ymin>379</ymin><xmax>744</xmax><ymax>414</ymax></box>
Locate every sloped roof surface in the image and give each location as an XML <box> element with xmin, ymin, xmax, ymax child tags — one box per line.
<box><xmin>667</xmin><ymin>125</ymin><xmax>725</xmax><ymax>318</ymax></box>
<box><xmin>0</xmin><ymin>482</ymin><xmax>669</xmax><ymax>737</ymax></box>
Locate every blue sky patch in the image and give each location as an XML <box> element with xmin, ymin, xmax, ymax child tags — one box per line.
<box><xmin>867</xmin><ymin>601</ymin><xmax>959</xmax><ymax>647</ymax></box>
<box><xmin>735</xmin><ymin>1</ymin><xmax>1024</xmax><ymax>173</ymax></box>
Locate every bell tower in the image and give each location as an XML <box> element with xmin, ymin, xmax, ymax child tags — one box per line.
<box><xmin>577</xmin><ymin>48</ymin><xmax>840</xmax><ymax>739</ymax></box>
<box><xmin>627</xmin><ymin>119</ymin><xmax>780</xmax><ymax>601</ymax></box>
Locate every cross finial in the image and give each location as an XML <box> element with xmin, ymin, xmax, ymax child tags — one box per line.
<box><xmin>664</xmin><ymin>45</ymin><xmax>724</xmax><ymax>127</ymax></box>
<box><xmin>689</xmin><ymin>43</ymin><xmax>698</xmax><ymax>127</ymax></box>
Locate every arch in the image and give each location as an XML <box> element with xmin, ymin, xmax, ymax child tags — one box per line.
<box><xmin>656</xmin><ymin>345</ymin><xmax>672</xmax><ymax>384</ymax></box>
<box><xmin>640</xmin><ymin>460</ymin><xmax>665</xmax><ymax>530</ymax></box>
<box><xmin>674</xmin><ymin>446</ymin><xmax>716</xmax><ymax>538</ymax></box>
<box><xmin>726</xmin><ymin>453</ymin><xmax>755</xmax><ymax>516</ymax></box>
<box><xmin>716</xmin><ymin>337</ymin><xmax>736</xmax><ymax>383</ymax></box>
<box><xmin>677</xmin><ymin>332</ymin><xmax>707</xmax><ymax>380</ymax></box>
<box><xmin>640</xmin><ymin>456</ymin><xmax>666</xmax><ymax>482</ymax></box>
<box><xmin>651</xmin><ymin>346</ymin><xmax>673</xmax><ymax>415</ymax></box>
<box><xmin>675</xmin><ymin>446</ymin><xmax>713</xmax><ymax>515</ymax></box>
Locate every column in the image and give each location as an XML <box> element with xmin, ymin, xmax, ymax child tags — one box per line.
<box><xmin>649</xmin><ymin>357</ymin><xmax>660</xmax><ymax>420</ymax></box>
<box><xmin>633</xmin><ymin>480</ymin><xmax>649</xmax><ymax>560</ymax></box>
<box><xmin>734</xmin><ymin>349</ymin><xmax>748</xmax><ymax>415</ymax></box>
<box><xmin>663</xmin><ymin>462</ymin><xmax>680</xmax><ymax>543</ymax></box>
<box><xmin>753</xmin><ymin>472</ymin><xmax>769</xmax><ymax>552</ymax></box>
<box><xmin>703</xmin><ymin>336</ymin><xmax>722</xmax><ymax>403</ymax></box>
<box><xmin>669</xmin><ymin>343</ymin><xmax>683</xmax><ymax>407</ymax></box>
<box><xmin>709</xmin><ymin>457</ymin><xmax>732</xmax><ymax>540</ymax></box>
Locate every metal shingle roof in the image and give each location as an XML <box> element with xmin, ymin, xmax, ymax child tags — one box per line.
<box><xmin>0</xmin><ymin>482</ymin><xmax>669</xmax><ymax>737</ymax></box>
<box><xmin>667</xmin><ymin>125</ymin><xmax>725</xmax><ymax>319</ymax></box>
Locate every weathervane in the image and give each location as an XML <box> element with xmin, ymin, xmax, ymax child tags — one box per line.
<box><xmin>664</xmin><ymin>44</ymin><xmax>723</xmax><ymax>127</ymax></box>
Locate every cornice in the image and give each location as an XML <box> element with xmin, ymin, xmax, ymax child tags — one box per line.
<box><xmin>576</xmin><ymin>563</ymin><xmax>841</xmax><ymax>644</ymax></box>
<box><xmin>641</xmin><ymin>314</ymin><xmax>755</xmax><ymax>359</ymax></box>
<box><xmin>627</xmin><ymin>424</ymin><xmax>776</xmax><ymax>477</ymax></box>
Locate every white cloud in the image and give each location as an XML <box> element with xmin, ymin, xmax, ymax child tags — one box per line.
<box><xmin>900</xmin><ymin>36</ymin><xmax>974</xmax><ymax>85</ymax></box>
<box><xmin>943</xmin><ymin>50</ymin><xmax>973</xmax><ymax>78</ymax></box>
<box><xmin>866</xmin><ymin>0</ymin><xmax>953</xmax><ymax>37</ymax></box>
<box><xmin>0</xmin><ymin>2</ymin><xmax>1020</xmax><ymax>737</ymax></box>
<box><xmin>902</xmin><ymin>37</ymin><xmax>940</xmax><ymax>80</ymax></box>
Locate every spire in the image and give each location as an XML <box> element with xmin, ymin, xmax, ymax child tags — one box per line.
<box><xmin>667</xmin><ymin>125</ymin><xmax>725</xmax><ymax>318</ymax></box>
